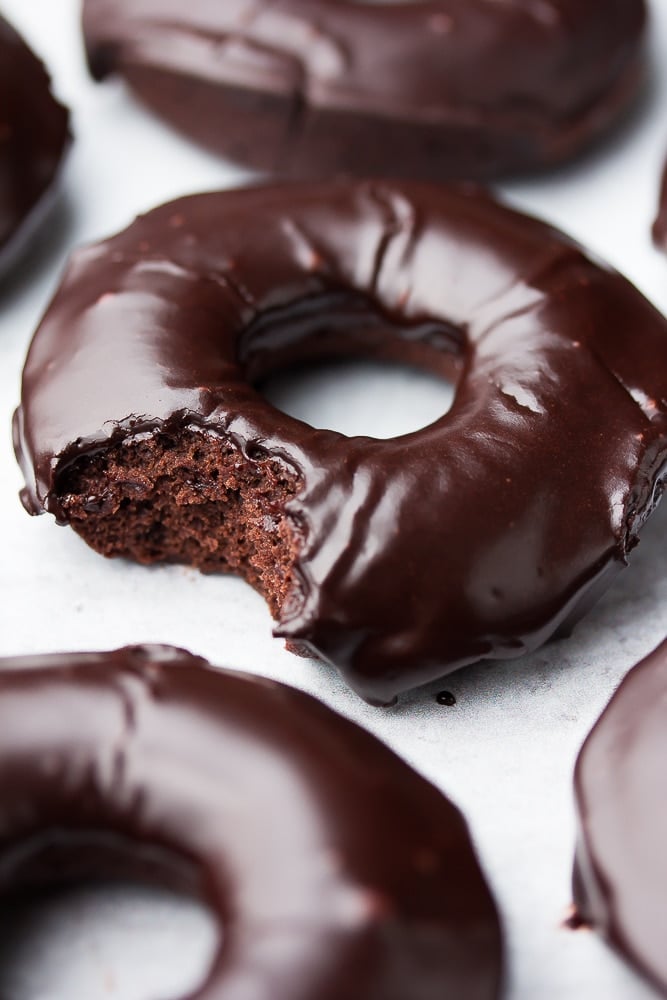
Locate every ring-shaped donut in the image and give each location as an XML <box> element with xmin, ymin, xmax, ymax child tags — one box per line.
<box><xmin>573</xmin><ymin>637</ymin><xmax>667</xmax><ymax>995</ymax></box>
<box><xmin>13</xmin><ymin>181</ymin><xmax>667</xmax><ymax>705</ymax></box>
<box><xmin>81</xmin><ymin>0</ymin><xmax>647</xmax><ymax>180</ymax></box>
<box><xmin>0</xmin><ymin>13</ymin><xmax>70</xmax><ymax>279</ymax></box>
<box><xmin>0</xmin><ymin>644</ymin><xmax>502</xmax><ymax>999</ymax></box>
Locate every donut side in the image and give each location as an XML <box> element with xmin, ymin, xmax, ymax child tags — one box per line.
<box><xmin>653</xmin><ymin>158</ymin><xmax>667</xmax><ymax>251</ymax></box>
<box><xmin>0</xmin><ymin>645</ymin><xmax>503</xmax><ymax>999</ymax></box>
<box><xmin>81</xmin><ymin>0</ymin><xmax>647</xmax><ymax>180</ymax></box>
<box><xmin>573</xmin><ymin>639</ymin><xmax>667</xmax><ymax>995</ymax></box>
<box><xmin>0</xmin><ymin>14</ymin><xmax>70</xmax><ymax>278</ymax></box>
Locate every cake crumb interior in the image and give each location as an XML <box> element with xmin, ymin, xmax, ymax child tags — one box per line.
<box><xmin>57</xmin><ymin>429</ymin><xmax>303</xmax><ymax>619</ymax></box>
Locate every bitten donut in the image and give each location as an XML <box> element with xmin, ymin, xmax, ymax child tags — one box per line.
<box><xmin>14</xmin><ymin>181</ymin><xmax>667</xmax><ymax>705</ymax></box>
<box><xmin>0</xmin><ymin>645</ymin><xmax>502</xmax><ymax>1000</ymax></box>
<box><xmin>654</xmin><ymin>157</ymin><xmax>667</xmax><ymax>251</ymax></box>
<box><xmin>0</xmin><ymin>13</ymin><xmax>70</xmax><ymax>278</ymax></box>
<box><xmin>81</xmin><ymin>0</ymin><xmax>647</xmax><ymax>180</ymax></box>
<box><xmin>573</xmin><ymin>638</ymin><xmax>667</xmax><ymax>995</ymax></box>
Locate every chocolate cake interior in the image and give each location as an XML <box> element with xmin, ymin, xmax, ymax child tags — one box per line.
<box><xmin>58</xmin><ymin>429</ymin><xmax>303</xmax><ymax>618</ymax></box>
<box><xmin>54</xmin><ymin>289</ymin><xmax>462</xmax><ymax>622</ymax></box>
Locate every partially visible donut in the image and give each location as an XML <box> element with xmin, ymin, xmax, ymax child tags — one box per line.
<box><xmin>81</xmin><ymin>0</ymin><xmax>647</xmax><ymax>180</ymax></box>
<box><xmin>573</xmin><ymin>638</ymin><xmax>667</xmax><ymax>995</ymax></box>
<box><xmin>13</xmin><ymin>181</ymin><xmax>667</xmax><ymax>705</ymax></box>
<box><xmin>0</xmin><ymin>644</ymin><xmax>502</xmax><ymax>1000</ymax></box>
<box><xmin>654</xmin><ymin>157</ymin><xmax>667</xmax><ymax>252</ymax></box>
<box><xmin>0</xmin><ymin>13</ymin><xmax>70</xmax><ymax>278</ymax></box>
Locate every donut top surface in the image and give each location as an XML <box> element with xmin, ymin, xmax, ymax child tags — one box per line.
<box><xmin>0</xmin><ymin>13</ymin><xmax>70</xmax><ymax>274</ymax></box>
<box><xmin>573</xmin><ymin>638</ymin><xmax>667</xmax><ymax>995</ymax></box>
<box><xmin>0</xmin><ymin>644</ymin><xmax>502</xmax><ymax>999</ymax></box>
<box><xmin>14</xmin><ymin>181</ymin><xmax>667</xmax><ymax>704</ymax></box>
<box><xmin>81</xmin><ymin>0</ymin><xmax>647</xmax><ymax>178</ymax></box>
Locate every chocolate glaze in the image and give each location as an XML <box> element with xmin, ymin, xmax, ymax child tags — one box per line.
<box><xmin>14</xmin><ymin>181</ymin><xmax>667</xmax><ymax>705</ymax></box>
<box><xmin>81</xmin><ymin>0</ymin><xmax>646</xmax><ymax>180</ymax></box>
<box><xmin>573</xmin><ymin>638</ymin><xmax>667</xmax><ymax>995</ymax></box>
<box><xmin>653</xmin><ymin>158</ymin><xmax>667</xmax><ymax>251</ymax></box>
<box><xmin>0</xmin><ymin>13</ymin><xmax>70</xmax><ymax>278</ymax></box>
<box><xmin>0</xmin><ymin>645</ymin><xmax>502</xmax><ymax>999</ymax></box>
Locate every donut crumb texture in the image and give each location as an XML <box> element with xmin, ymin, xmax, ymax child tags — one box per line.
<box><xmin>56</xmin><ymin>429</ymin><xmax>303</xmax><ymax>618</ymax></box>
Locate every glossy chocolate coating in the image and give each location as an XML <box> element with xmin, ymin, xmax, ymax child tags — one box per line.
<box><xmin>0</xmin><ymin>13</ymin><xmax>70</xmax><ymax>277</ymax></box>
<box><xmin>81</xmin><ymin>0</ymin><xmax>646</xmax><ymax>180</ymax></box>
<box><xmin>573</xmin><ymin>638</ymin><xmax>667</xmax><ymax>995</ymax></box>
<box><xmin>0</xmin><ymin>645</ymin><xmax>502</xmax><ymax>999</ymax></box>
<box><xmin>653</xmin><ymin>158</ymin><xmax>667</xmax><ymax>251</ymax></box>
<box><xmin>14</xmin><ymin>181</ymin><xmax>667</xmax><ymax>705</ymax></box>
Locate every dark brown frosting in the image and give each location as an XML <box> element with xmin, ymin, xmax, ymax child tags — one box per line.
<box><xmin>0</xmin><ymin>13</ymin><xmax>70</xmax><ymax>277</ymax></box>
<box><xmin>573</xmin><ymin>638</ymin><xmax>667</xmax><ymax>995</ymax></box>
<box><xmin>653</xmin><ymin>157</ymin><xmax>667</xmax><ymax>251</ymax></box>
<box><xmin>14</xmin><ymin>181</ymin><xmax>667</xmax><ymax>704</ymax></box>
<box><xmin>0</xmin><ymin>644</ymin><xmax>502</xmax><ymax>999</ymax></box>
<box><xmin>81</xmin><ymin>0</ymin><xmax>646</xmax><ymax>179</ymax></box>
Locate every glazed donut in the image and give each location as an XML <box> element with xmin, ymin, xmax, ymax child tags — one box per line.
<box><xmin>81</xmin><ymin>0</ymin><xmax>647</xmax><ymax>180</ymax></box>
<box><xmin>573</xmin><ymin>638</ymin><xmax>667</xmax><ymax>995</ymax></box>
<box><xmin>0</xmin><ymin>13</ymin><xmax>70</xmax><ymax>278</ymax></box>
<box><xmin>0</xmin><ymin>644</ymin><xmax>502</xmax><ymax>1000</ymax></box>
<box><xmin>654</xmin><ymin>157</ymin><xmax>667</xmax><ymax>252</ymax></box>
<box><xmin>13</xmin><ymin>181</ymin><xmax>667</xmax><ymax>705</ymax></box>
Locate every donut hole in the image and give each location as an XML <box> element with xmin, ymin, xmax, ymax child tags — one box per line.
<box><xmin>260</xmin><ymin>357</ymin><xmax>456</xmax><ymax>438</ymax></box>
<box><xmin>0</xmin><ymin>832</ymin><xmax>220</xmax><ymax>1000</ymax></box>
<box><xmin>0</xmin><ymin>884</ymin><xmax>217</xmax><ymax>1000</ymax></box>
<box><xmin>248</xmin><ymin>290</ymin><xmax>462</xmax><ymax>438</ymax></box>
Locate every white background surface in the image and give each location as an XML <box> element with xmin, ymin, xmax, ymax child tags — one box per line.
<box><xmin>1</xmin><ymin>2</ymin><xmax>667</xmax><ymax>997</ymax></box>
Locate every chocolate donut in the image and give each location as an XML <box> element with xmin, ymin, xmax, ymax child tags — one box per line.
<box><xmin>0</xmin><ymin>644</ymin><xmax>502</xmax><ymax>999</ymax></box>
<box><xmin>81</xmin><ymin>0</ymin><xmax>646</xmax><ymax>180</ymax></box>
<box><xmin>653</xmin><ymin>157</ymin><xmax>667</xmax><ymax>252</ymax></box>
<box><xmin>573</xmin><ymin>638</ymin><xmax>667</xmax><ymax>995</ymax></box>
<box><xmin>14</xmin><ymin>181</ymin><xmax>667</xmax><ymax>705</ymax></box>
<box><xmin>0</xmin><ymin>13</ymin><xmax>70</xmax><ymax>278</ymax></box>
